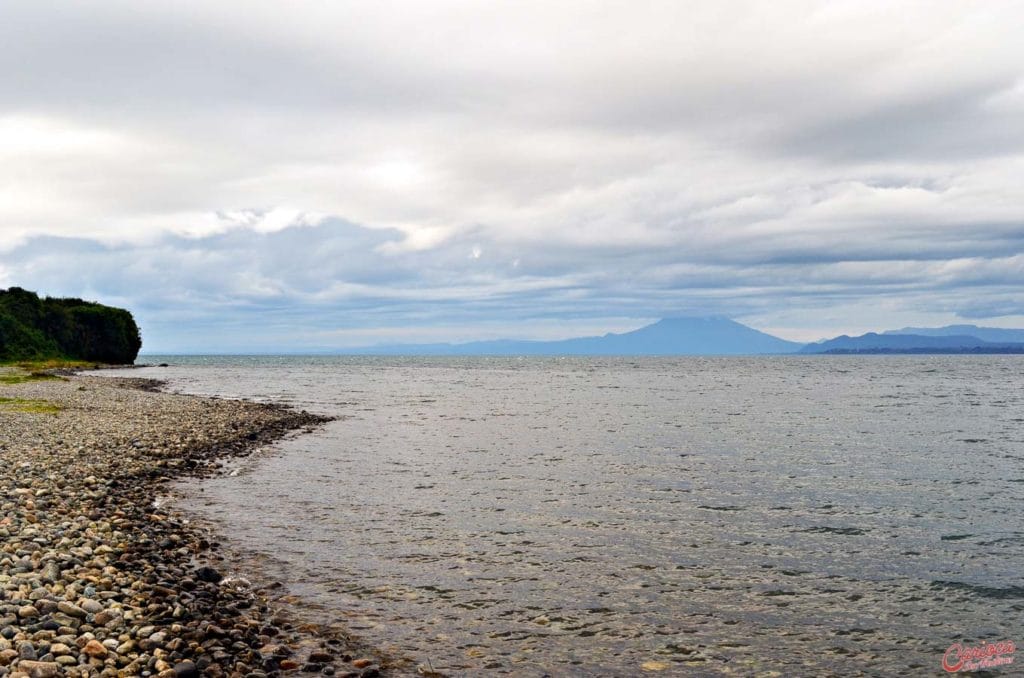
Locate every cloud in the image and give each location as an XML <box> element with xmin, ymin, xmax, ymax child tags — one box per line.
<box><xmin>1</xmin><ymin>1</ymin><xmax>1023</xmax><ymax>347</ymax></box>
<box><xmin>6</xmin><ymin>219</ymin><xmax>1024</xmax><ymax>350</ymax></box>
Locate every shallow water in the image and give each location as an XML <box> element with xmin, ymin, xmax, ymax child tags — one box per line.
<box><xmin>105</xmin><ymin>356</ymin><xmax>1024</xmax><ymax>676</ymax></box>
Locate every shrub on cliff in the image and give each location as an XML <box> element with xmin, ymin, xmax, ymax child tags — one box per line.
<box><xmin>0</xmin><ymin>287</ymin><xmax>142</xmax><ymax>363</ymax></box>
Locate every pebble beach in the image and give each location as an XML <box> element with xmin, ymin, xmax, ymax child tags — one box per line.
<box><xmin>0</xmin><ymin>368</ymin><xmax>399</xmax><ymax>678</ymax></box>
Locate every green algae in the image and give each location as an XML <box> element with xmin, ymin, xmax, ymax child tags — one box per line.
<box><xmin>0</xmin><ymin>396</ymin><xmax>61</xmax><ymax>414</ymax></box>
<box><xmin>0</xmin><ymin>370</ymin><xmax>62</xmax><ymax>385</ymax></box>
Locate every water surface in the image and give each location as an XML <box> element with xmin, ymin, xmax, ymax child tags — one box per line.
<box><xmin>105</xmin><ymin>356</ymin><xmax>1024</xmax><ymax>676</ymax></box>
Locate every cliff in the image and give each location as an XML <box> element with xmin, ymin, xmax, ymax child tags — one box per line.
<box><xmin>0</xmin><ymin>287</ymin><xmax>142</xmax><ymax>363</ymax></box>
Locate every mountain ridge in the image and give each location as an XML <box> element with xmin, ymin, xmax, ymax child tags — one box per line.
<box><xmin>883</xmin><ymin>325</ymin><xmax>1024</xmax><ymax>343</ymax></box>
<box><xmin>346</xmin><ymin>318</ymin><xmax>1024</xmax><ymax>356</ymax></box>
<box><xmin>350</xmin><ymin>316</ymin><xmax>803</xmax><ymax>355</ymax></box>
<box><xmin>801</xmin><ymin>331</ymin><xmax>1024</xmax><ymax>354</ymax></box>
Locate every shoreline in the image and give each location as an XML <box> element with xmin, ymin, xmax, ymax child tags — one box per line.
<box><xmin>0</xmin><ymin>368</ymin><xmax>409</xmax><ymax>677</ymax></box>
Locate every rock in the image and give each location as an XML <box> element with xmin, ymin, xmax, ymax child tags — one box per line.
<box><xmin>15</xmin><ymin>607</ymin><xmax>38</xmax><ymax>621</ymax></box>
<box><xmin>82</xmin><ymin>639</ymin><xmax>108</xmax><ymax>659</ymax></box>
<box><xmin>48</xmin><ymin>613</ymin><xmax>78</xmax><ymax>629</ymax></box>
<box><xmin>351</xmin><ymin>659</ymin><xmax>373</xmax><ymax>669</ymax></box>
<box><xmin>172</xmin><ymin>660</ymin><xmax>199</xmax><ymax>678</ymax></box>
<box><xmin>40</xmin><ymin>562</ymin><xmax>60</xmax><ymax>584</ymax></box>
<box><xmin>92</xmin><ymin>610</ymin><xmax>118</xmax><ymax>626</ymax></box>
<box><xmin>195</xmin><ymin>566</ymin><xmax>223</xmax><ymax>584</ymax></box>
<box><xmin>15</xmin><ymin>661</ymin><xmax>60</xmax><ymax>678</ymax></box>
<box><xmin>259</xmin><ymin>644</ymin><xmax>292</xmax><ymax>658</ymax></box>
<box><xmin>0</xmin><ymin>372</ymin><xmax>341</xmax><ymax>678</ymax></box>
<box><xmin>56</xmin><ymin>602</ymin><xmax>86</xmax><ymax>619</ymax></box>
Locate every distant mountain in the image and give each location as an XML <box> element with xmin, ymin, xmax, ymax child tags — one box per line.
<box><xmin>801</xmin><ymin>332</ymin><xmax>1024</xmax><ymax>354</ymax></box>
<box><xmin>884</xmin><ymin>325</ymin><xmax>1024</xmax><ymax>343</ymax></box>
<box><xmin>352</xmin><ymin>317</ymin><xmax>803</xmax><ymax>356</ymax></box>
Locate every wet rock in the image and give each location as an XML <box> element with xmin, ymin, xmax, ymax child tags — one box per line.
<box><xmin>195</xmin><ymin>566</ymin><xmax>223</xmax><ymax>584</ymax></box>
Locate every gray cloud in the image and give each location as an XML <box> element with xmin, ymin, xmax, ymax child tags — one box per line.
<box><xmin>1</xmin><ymin>1</ymin><xmax>1023</xmax><ymax>347</ymax></box>
<box><xmin>5</xmin><ymin>221</ymin><xmax>1024</xmax><ymax>349</ymax></box>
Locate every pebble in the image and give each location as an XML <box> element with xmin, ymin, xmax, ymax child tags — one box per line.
<box><xmin>15</xmin><ymin>660</ymin><xmax>59</xmax><ymax>678</ymax></box>
<box><xmin>0</xmin><ymin>370</ymin><xmax>397</xmax><ymax>677</ymax></box>
<box><xmin>81</xmin><ymin>639</ymin><xmax>107</xmax><ymax>659</ymax></box>
<box><xmin>172</xmin><ymin>660</ymin><xmax>199</xmax><ymax>677</ymax></box>
<box><xmin>195</xmin><ymin>566</ymin><xmax>223</xmax><ymax>583</ymax></box>
<box><xmin>55</xmin><ymin>603</ymin><xmax>86</xmax><ymax>619</ymax></box>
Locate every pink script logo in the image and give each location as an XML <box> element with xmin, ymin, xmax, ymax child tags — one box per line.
<box><xmin>942</xmin><ymin>640</ymin><xmax>1015</xmax><ymax>673</ymax></box>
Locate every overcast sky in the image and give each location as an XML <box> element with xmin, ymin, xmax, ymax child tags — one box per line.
<box><xmin>2</xmin><ymin>1</ymin><xmax>1023</xmax><ymax>351</ymax></box>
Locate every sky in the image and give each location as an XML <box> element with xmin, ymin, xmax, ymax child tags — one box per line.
<box><xmin>1</xmin><ymin>1</ymin><xmax>1023</xmax><ymax>352</ymax></box>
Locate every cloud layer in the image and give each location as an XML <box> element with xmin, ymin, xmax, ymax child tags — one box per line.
<box><xmin>2</xmin><ymin>1</ymin><xmax>1023</xmax><ymax>349</ymax></box>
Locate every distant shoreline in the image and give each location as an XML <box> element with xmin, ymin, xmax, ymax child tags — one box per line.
<box><xmin>134</xmin><ymin>351</ymin><xmax>1024</xmax><ymax>359</ymax></box>
<box><xmin>805</xmin><ymin>348</ymin><xmax>1024</xmax><ymax>355</ymax></box>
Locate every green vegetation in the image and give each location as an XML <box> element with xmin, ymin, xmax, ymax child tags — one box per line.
<box><xmin>0</xmin><ymin>370</ymin><xmax>62</xmax><ymax>385</ymax></box>
<box><xmin>12</xmin><ymin>358</ymin><xmax>102</xmax><ymax>370</ymax></box>
<box><xmin>0</xmin><ymin>396</ymin><xmax>61</xmax><ymax>414</ymax></box>
<box><xmin>0</xmin><ymin>287</ymin><xmax>141</xmax><ymax>364</ymax></box>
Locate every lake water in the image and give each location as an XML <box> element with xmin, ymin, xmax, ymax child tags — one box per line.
<box><xmin>104</xmin><ymin>356</ymin><xmax>1024</xmax><ymax>676</ymax></box>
